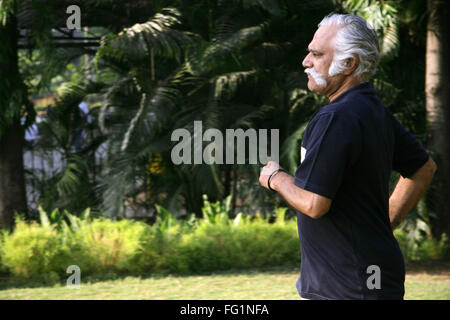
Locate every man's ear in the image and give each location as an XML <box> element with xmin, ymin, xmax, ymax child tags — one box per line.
<box><xmin>342</xmin><ymin>56</ymin><xmax>358</xmax><ymax>75</ymax></box>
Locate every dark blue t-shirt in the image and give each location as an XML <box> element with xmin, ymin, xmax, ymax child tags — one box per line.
<box><xmin>294</xmin><ymin>82</ymin><xmax>429</xmax><ymax>300</ymax></box>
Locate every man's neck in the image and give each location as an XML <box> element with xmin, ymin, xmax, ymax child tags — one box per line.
<box><xmin>327</xmin><ymin>77</ymin><xmax>363</xmax><ymax>102</ymax></box>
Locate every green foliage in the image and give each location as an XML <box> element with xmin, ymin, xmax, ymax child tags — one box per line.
<box><xmin>96</xmin><ymin>8</ymin><xmax>197</xmax><ymax>64</ymax></box>
<box><xmin>17</xmin><ymin>1</ymin><xmax>334</xmax><ymax>221</ymax></box>
<box><xmin>201</xmin><ymin>194</ymin><xmax>232</xmax><ymax>224</ymax></box>
<box><xmin>0</xmin><ymin>0</ymin><xmax>15</xmax><ymax>26</ymax></box>
<box><xmin>165</xmin><ymin>199</ymin><xmax>299</xmax><ymax>274</ymax></box>
<box><xmin>8</xmin><ymin>1</ymin><xmax>447</xmax><ymax>279</ymax></box>
<box><xmin>1</xmin><ymin>200</ymin><xmax>448</xmax><ymax>282</ymax></box>
<box><xmin>341</xmin><ymin>0</ymin><xmax>400</xmax><ymax>60</ymax></box>
<box><xmin>0</xmin><ymin>2</ymin><xmax>35</xmax><ymax>135</ymax></box>
<box><xmin>67</xmin><ymin>218</ymin><xmax>150</xmax><ymax>275</ymax></box>
<box><xmin>0</xmin><ymin>229</ymin><xmax>8</xmax><ymax>275</ymax></box>
<box><xmin>240</xmin><ymin>0</ymin><xmax>285</xmax><ymax>16</ymax></box>
<box><xmin>1</xmin><ymin>208</ymin><xmax>151</xmax><ymax>279</ymax></box>
<box><xmin>0</xmin><ymin>200</ymin><xmax>300</xmax><ymax>280</ymax></box>
<box><xmin>83</xmin><ymin>2</ymin><xmax>336</xmax><ymax>218</ymax></box>
<box><xmin>28</xmin><ymin>76</ymin><xmax>107</xmax><ymax>215</ymax></box>
<box><xmin>394</xmin><ymin>229</ymin><xmax>449</xmax><ymax>261</ymax></box>
<box><xmin>0</xmin><ymin>218</ymin><xmax>69</xmax><ymax>281</ymax></box>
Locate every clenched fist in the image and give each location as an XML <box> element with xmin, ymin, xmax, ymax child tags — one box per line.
<box><xmin>259</xmin><ymin>161</ymin><xmax>283</xmax><ymax>190</ymax></box>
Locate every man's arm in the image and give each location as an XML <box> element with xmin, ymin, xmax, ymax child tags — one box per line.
<box><xmin>259</xmin><ymin>161</ymin><xmax>332</xmax><ymax>219</ymax></box>
<box><xmin>389</xmin><ymin>157</ymin><xmax>437</xmax><ymax>229</ymax></box>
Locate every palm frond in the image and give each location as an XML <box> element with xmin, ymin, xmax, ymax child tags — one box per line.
<box><xmin>280</xmin><ymin>122</ymin><xmax>308</xmax><ymax>173</ymax></box>
<box><xmin>343</xmin><ymin>0</ymin><xmax>400</xmax><ymax>61</ymax></box>
<box><xmin>187</xmin><ymin>23</ymin><xmax>267</xmax><ymax>76</ymax></box>
<box><xmin>104</xmin><ymin>77</ymin><xmax>183</xmax><ymax>153</ymax></box>
<box><xmin>289</xmin><ymin>88</ymin><xmax>327</xmax><ymax>113</ymax></box>
<box><xmin>212</xmin><ymin>70</ymin><xmax>258</xmax><ymax>101</ymax></box>
<box><xmin>229</xmin><ymin>103</ymin><xmax>274</xmax><ymax>129</ymax></box>
<box><xmin>121</xmin><ymin>89</ymin><xmax>147</xmax><ymax>152</ymax></box>
<box><xmin>96</xmin><ymin>8</ymin><xmax>198</xmax><ymax>64</ymax></box>
<box><xmin>99</xmin><ymin>152</ymin><xmax>137</xmax><ymax>217</ymax></box>
<box><xmin>0</xmin><ymin>0</ymin><xmax>15</xmax><ymax>25</ymax></box>
<box><xmin>243</xmin><ymin>0</ymin><xmax>285</xmax><ymax>16</ymax></box>
<box><xmin>218</xmin><ymin>0</ymin><xmax>285</xmax><ymax>16</ymax></box>
<box><xmin>56</xmin><ymin>154</ymin><xmax>87</xmax><ymax>199</ymax></box>
<box><xmin>98</xmin><ymin>76</ymin><xmax>135</xmax><ymax>134</ymax></box>
<box><xmin>371</xmin><ymin>77</ymin><xmax>401</xmax><ymax>107</ymax></box>
<box><xmin>213</xmin><ymin>15</ymin><xmax>238</xmax><ymax>43</ymax></box>
<box><xmin>380</xmin><ymin>22</ymin><xmax>399</xmax><ymax>60</ymax></box>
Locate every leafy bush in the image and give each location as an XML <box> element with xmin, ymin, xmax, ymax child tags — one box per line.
<box><xmin>165</xmin><ymin>201</ymin><xmax>300</xmax><ymax>274</ymax></box>
<box><xmin>394</xmin><ymin>229</ymin><xmax>448</xmax><ymax>261</ymax></box>
<box><xmin>415</xmin><ymin>234</ymin><xmax>449</xmax><ymax>260</ymax></box>
<box><xmin>0</xmin><ymin>229</ymin><xmax>9</xmax><ymax>276</ymax></box>
<box><xmin>0</xmin><ymin>218</ymin><xmax>68</xmax><ymax>280</ymax></box>
<box><xmin>67</xmin><ymin>218</ymin><xmax>150</xmax><ymax>275</ymax></box>
<box><xmin>1</xmin><ymin>209</ymin><xmax>156</xmax><ymax>280</ymax></box>
<box><xmin>1</xmin><ymin>197</ymin><xmax>448</xmax><ymax>282</ymax></box>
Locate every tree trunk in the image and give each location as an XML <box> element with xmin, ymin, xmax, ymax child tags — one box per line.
<box><xmin>425</xmin><ymin>0</ymin><xmax>450</xmax><ymax>239</ymax></box>
<box><xmin>0</xmin><ymin>119</ymin><xmax>28</xmax><ymax>229</ymax></box>
<box><xmin>0</xmin><ymin>1</ymin><xmax>28</xmax><ymax>229</ymax></box>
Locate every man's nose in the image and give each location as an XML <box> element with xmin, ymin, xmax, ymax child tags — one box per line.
<box><xmin>302</xmin><ymin>53</ymin><xmax>312</xmax><ymax>69</ymax></box>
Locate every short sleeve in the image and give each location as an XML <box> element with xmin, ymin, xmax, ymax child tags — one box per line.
<box><xmin>294</xmin><ymin>112</ymin><xmax>361</xmax><ymax>199</ymax></box>
<box><xmin>392</xmin><ymin>116</ymin><xmax>429</xmax><ymax>178</ymax></box>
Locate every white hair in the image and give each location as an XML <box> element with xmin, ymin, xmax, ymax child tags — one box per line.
<box><xmin>318</xmin><ymin>13</ymin><xmax>380</xmax><ymax>82</ymax></box>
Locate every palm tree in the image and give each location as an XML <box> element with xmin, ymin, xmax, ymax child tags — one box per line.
<box><xmin>0</xmin><ymin>0</ymin><xmax>160</xmax><ymax>226</ymax></box>
<box><xmin>29</xmin><ymin>79</ymin><xmax>107</xmax><ymax>215</ymax></box>
<box><xmin>18</xmin><ymin>0</ymin><xmax>347</xmax><ymax>220</ymax></box>
<box><xmin>425</xmin><ymin>0</ymin><xmax>450</xmax><ymax>239</ymax></box>
<box><xmin>0</xmin><ymin>0</ymin><xmax>32</xmax><ymax>228</ymax></box>
<box><xmin>92</xmin><ymin>7</ymin><xmax>206</xmax><ymax>217</ymax></box>
<box><xmin>92</xmin><ymin>1</ymin><xmax>337</xmax><ymax>218</ymax></box>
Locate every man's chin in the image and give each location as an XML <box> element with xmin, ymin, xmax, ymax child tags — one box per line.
<box><xmin>307</xmin><ymin>80</ymin><xmax>326</xmax><ymax>94</ymax></box>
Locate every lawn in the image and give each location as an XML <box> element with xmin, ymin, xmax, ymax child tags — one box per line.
<box><xmin>0</xmin><ymin>262</ymin><xmax>449</xmax><ymax>300</ymax></box>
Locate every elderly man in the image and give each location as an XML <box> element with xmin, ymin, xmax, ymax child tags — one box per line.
<box><xmin>259</xmin><ymin>13</ymin><xmax>437</xmax><ymax>300</ymax></box>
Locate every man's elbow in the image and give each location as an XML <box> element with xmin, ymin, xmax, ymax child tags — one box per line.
<box><xmin>421</xmin><ymin>157</ymin><xmax>438</xmax><ymax>180</ymax></box>
<box><xmin>429</xmin><ymin>157</ymin><xmax>438</xmax><ymax>174</ymax></box>
<box><xmin>308</xmin><ymin>207</ymin><xmax>328</xmax><ymax>219</ymax></box>
<box><xmin>412</xmin><ymin>157</ymin><xmax>437</xmax><ymax>179</ymax></box>
<box><xmin>292</xmin><ymin>188</ymin><xmax>332</xmax><ymax>219</ymax></box>
<box><xmin>305</xmin><ymin>201</ymin><xmax>331</xmax><ymax>219</ymax></box>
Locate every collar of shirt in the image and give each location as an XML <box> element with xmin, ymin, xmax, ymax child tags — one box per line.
<box><xmin>330</xmin><ymin>82</ymin><xmax>373</xmax><ymax>105</ymax></box>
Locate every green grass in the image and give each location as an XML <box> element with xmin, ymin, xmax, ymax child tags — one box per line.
<box><xmin>0</xmin><ymin>263</ymin><xmax>449</xmax><ymax>300</ymax></box>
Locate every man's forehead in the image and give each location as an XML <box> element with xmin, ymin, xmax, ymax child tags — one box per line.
<box><xmin>308</xmin><ymin>25</ymin><xmax>339</xmax><ymax>51</ymax></box>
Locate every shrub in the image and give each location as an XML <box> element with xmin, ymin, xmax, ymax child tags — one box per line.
<box><xmin>1</xmin><ymin>219</ymin><xmax>69</xmax><ymax>280</ymax></box>
<box><xmin>169</xmin><ymin>222</ymin><xmax>237</xmax><ymax>273</ymax></box>
<box><xmin>415</xmin><ymin>233</ymin><xmax>449</xmax><ymax>260</ymax></box>
<box><xmin>67</xmin><ymin>218</ymin><xmax>150</xmax><ymax>275</ymax></box>
<box><xmin>231</xmin><ymin>220</ymin><xmax>300</xmax><ymax>268</ymax></box>
<box><xmin>2</xmin><ymin>200</ymin><xmax>448</xmax><ymax>282</ymax></box>
<box><xmin>0</xmin><ymin>229</ymin><xmax>9</xmax><ymax>276</ymax></box>
<box><xmin>164</xmin><ymin>208</ymin><xmax>300</xmax><ymax>274</ymax></box>
<box><xmin>394</xmin><ymin>229</ymin><xmax>449</xmax><ymax>261</ymax></box>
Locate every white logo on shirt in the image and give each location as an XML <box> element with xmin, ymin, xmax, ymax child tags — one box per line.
<box><xmin>301</xmin><ymin>146</ymin><xmax>307</xmax><ymax>164</ymax></box>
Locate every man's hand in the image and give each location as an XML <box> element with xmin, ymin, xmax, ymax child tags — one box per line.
<box><xmin>259</xmin><ymin>161</ymin><xmax>281</xmax><ymax>190</ymax></box>
<box><xmin>259</xmin><ymin>160</ymin><xmax>332</xmax><ymax>219</ymax></box>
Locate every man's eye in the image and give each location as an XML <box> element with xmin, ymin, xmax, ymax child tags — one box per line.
<box><xmin>313</xmin><ymin>53</ymin><xmax>321</xmax><ymax>57</ymax></box>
